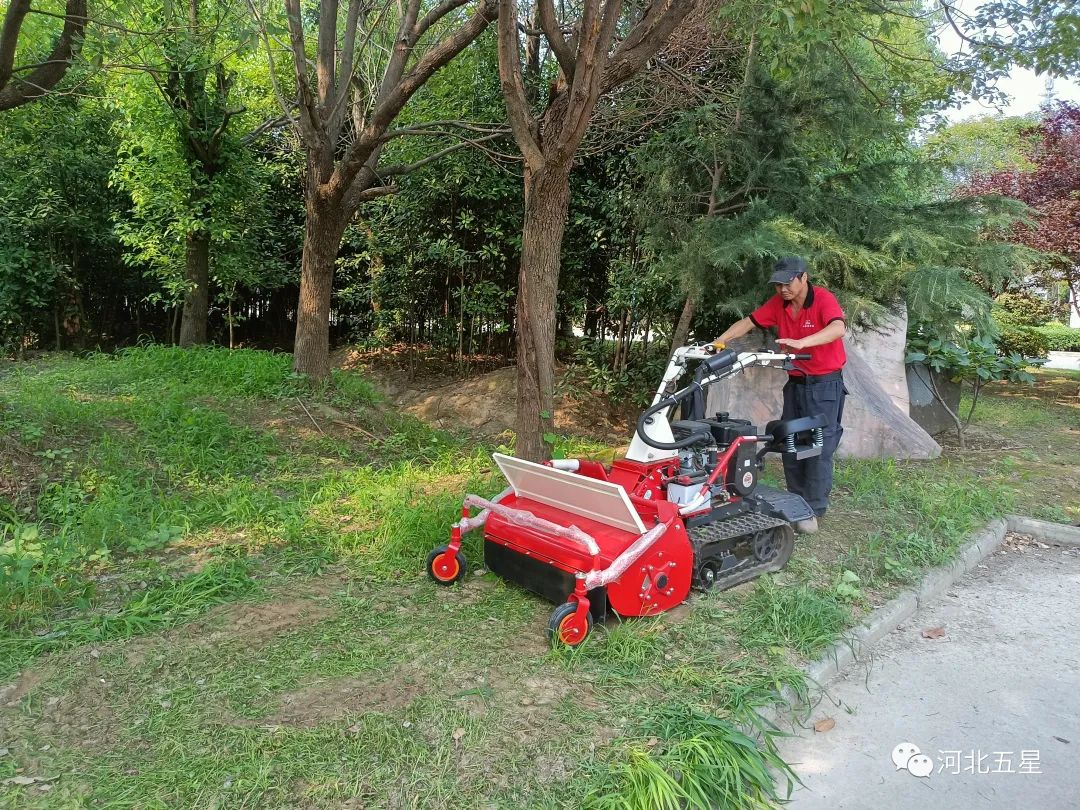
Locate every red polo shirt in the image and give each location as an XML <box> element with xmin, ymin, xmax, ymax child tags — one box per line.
<box><xmin>749</xmin><ymin>284</ymin><xmax>846</xmax><ymax>376</ymax></box>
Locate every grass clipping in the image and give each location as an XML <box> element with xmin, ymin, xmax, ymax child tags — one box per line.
<box><xmin>596</xmin><ymin>707</ymin><xmax>799</xmax><ymax>810</ymax></box>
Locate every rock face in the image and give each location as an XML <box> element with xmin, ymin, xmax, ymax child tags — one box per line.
<box><xmin>848</xmin><ymin>308</ymin><xmax>910</xmax><ymax>414</ymax></box>
<box><xmin>706</xmin><ymin>327</ymin><xmax>941</xmax><ymax>460</ymax></box>
<box><xmin>907</xmin><ymin>362</ymin><xmax>962</xmax><ymax>437</ymax></box>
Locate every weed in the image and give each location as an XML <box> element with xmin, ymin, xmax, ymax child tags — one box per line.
<box><xmin>734</xmin><ymin>579</ymin><xmax>849</xmax><ymax>657</ymax></box>
<box><xmin>595</xmin><ymin>706</ymin><xmax>799</xmax><ymax>810</ymax></box>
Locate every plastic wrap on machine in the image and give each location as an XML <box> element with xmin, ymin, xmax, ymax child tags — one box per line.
<box><xmin>584</xmin><ymin>520</ymin><xmax>671</xmax><ymax>590</ymax></box>
<box><xmin>454</xmin><ymin>487</ymin><xmax>512</xmax><ymax>534</ymax></box>
<box><xmin>462</xmin><ymin>494</ymin><xmax>601</xmax><ymax>556</ymax></box>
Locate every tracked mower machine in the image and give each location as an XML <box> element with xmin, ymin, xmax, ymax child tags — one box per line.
<box><xmin>426</xmin><ymin>344</ymin><xmax>826</xmax><ymax>647</ymax></box>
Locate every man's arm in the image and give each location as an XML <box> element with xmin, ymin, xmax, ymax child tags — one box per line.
<box><xmin>776</xmin><ymin>320</ymin><xmax>846</xmax><ymax>350</ymax></box>
<box><xmin>714</xmin><ymin>317</ymin><xmax>756</xmax><ymax>346</ymax></box>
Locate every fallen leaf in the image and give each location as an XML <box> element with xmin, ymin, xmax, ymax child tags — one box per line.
<box><xmin>452</xmin><ymin>727</ymin><xmax>466</xmax><ymax>742</ymax></box>
<box><xmin>3</xmin><ymin>777</ymin><xmax>38</xmax><ymax>787</ymax></box>
<box><xmin>813</xmin><ymin>718</ymin><xmax>835</xmax><ymax>733</ymax></box>
<box><xmin>921</xmin><ymin>626</ymin><xmax>946</xmax><ymax>639</ymax></box>
<box><xmin>3</xmin><ymin>775</ymin><xmax>58</xmax><ymax>787</ymax></box>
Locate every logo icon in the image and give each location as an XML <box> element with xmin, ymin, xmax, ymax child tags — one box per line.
<box><xmin>892</xmin><ymin>742</ymin><xmax>931</xmax><ymax>778</ymax></box>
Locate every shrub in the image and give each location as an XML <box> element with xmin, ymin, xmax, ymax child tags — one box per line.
<box><xmin>1035</xmin><ymin>323</ymin><xmax>1080</xmax><ymax>352</ymax></box>
<box><xmin>992</xmin><ymin>292</ymin><xmax>1052</xmax><ymax>327</ymax></box>
<box><xmin>997</xmin><ymin>325</ymin><xmax>1049</xmax><ymax>358</ymax></box>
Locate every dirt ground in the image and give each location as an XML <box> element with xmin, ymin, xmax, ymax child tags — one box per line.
<box><xmin>335</xmin><ymin>347</ymin><xmax>636</xmax><ymax>445</ymax></box>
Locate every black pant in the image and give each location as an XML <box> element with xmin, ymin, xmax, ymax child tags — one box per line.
<box><xmin>781</xmin><ymin>376</ymin><xmax>847</xmax><ymax>517</ymax></box>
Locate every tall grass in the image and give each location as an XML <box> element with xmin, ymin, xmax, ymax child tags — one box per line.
<box><xmin>595</xmin><ymin>707</ymin><xmax>799</xmax><ymax>810</ymax></box>
<box><xmin>0</xmin><ymin>345</ymin><xmax>479</xmax><ymax>668</ymax></box>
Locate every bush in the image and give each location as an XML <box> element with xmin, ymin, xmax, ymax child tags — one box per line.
<box><xmin>997</xmin><ymin>325</ymin><xmax>1049</xmax><ymax>358</ymax></box>
<box><xmin>1035</xmin><ymin>323</ymin><xmax>1080</xmax><ymax>352</ymax></box>
<box><xmin>993</xmin><ymin>292</ymin><xmax>1052</xmax><ymax>327</ymax></box>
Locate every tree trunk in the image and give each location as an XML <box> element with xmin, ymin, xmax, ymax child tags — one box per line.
<box><xmin>670</xmin><ymin>294</ymin><xmax>695</xmax><ymax>355</ymax></box>
<box><xmin>293</xmin><ymin>197</ymin><xmax>346</xmax><ymax>380</ymax></box>
<box><xmin>515</xmin><ymin>161</ymin><xmax>573</xmax><ymax>461</ymax></box>
<box><xmin>179</xmin><ymin>231</ymin><xmax>211</xmax><ymax>346</ymax></box>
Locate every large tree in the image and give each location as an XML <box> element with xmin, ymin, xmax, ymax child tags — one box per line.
<box><xmin>249</xmin><ymin>0</ymin><xmax>499</xmax><ymax>379</ymax></box>
<box><xmin>496</xmin><ymin>0</ymin><xmax>700</xmax><ymax>461</ymax></box>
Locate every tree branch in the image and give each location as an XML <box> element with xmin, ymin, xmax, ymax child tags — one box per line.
<box><xmin>283</xmin><ymin>0</ymin><xmax>321</xmax><ymax>144</ymax></box>
<box><xmin>497</xmin><ymin>0</ymin><xmax>543</xmax><ymax>167</ymax></box>
<box><xmin>537</xmin><ymin>0</ymin><xmax>574</xmax><ymax>81</ymax></box>
<box><xmin>414</xmin><ymin>0</ymin><xmax>472</xmax><ymax>43</ymax></box>
<box><xmin>0</xmin><ymin>0</ymin><xmax>87</xmax><ymax>112</ymax></box>
<box><xmin>377</xmin><ymin>131</ymin><xmax>504</xmax><ymax>176</ymax></box>
<box><xmin>832</xmin><ymin>41</ymin><xmax>885</xmax><ymax>108</ymax></box>
<box><xmin>603</xmin><ymin>0</ymin><xmax>698</xmax><ymax>94</ymax></box>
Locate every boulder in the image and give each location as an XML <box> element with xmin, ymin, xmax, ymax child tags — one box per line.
<box><xmin>847</xmin><ymin>308</ymin><xmax>910</xmax><ymax>414</ymax></box>
<box><xmin>906</xmin><ymin>362</ymin><xmax>962</xmax><ymax>437</ymax></box>
<box><xmin>706</xmin><ymin>328</ymin><xmax>941</xmax><ymax>460</ymax></box>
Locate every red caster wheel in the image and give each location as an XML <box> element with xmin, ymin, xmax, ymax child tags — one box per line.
<box><xmin>426</xmin><ymin>545</ymin><xmax>468</xmax><ymax>585</ymax></box>
<box><xmin>548</xmin><ymin>601</ymin><xmax>593</xmax><ymax>648</ymax></box>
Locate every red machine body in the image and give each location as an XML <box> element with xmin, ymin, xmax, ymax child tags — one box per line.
<box><xmin>426</xmin><ymin>344</ymin><xmax>822</xmax><ymax>647</ymax></box>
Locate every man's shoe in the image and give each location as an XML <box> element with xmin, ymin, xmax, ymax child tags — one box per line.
<box><xmin>795</xmin><ymin>516</ymin><xmax>819</xmax><ymax>535</ymax></box>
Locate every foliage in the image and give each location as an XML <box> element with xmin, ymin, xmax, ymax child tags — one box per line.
<box><xmin>633</xmin><ymin>3</ymin><xmax>1034</xmax><ymax>340</ymax></box>
<box><xmin>0</xmin><ymin>81</ymin><xmax>127</xmax><ymax>353</ymax></box>
<box><xmin>1036</xmin><ymin>323</ymin><xmax>1080</xmax><ymax>352</ymax></box>
<box><xmin>108</xmin><ymin>2</ymin><xmax>287</xmax><ymax>334</ymax></box>
<box><xmin>961</xmin><ymin>102</ymin><xmax>1080</xmax><ymax>324</ymax></box>
<box><xmin>923</xmin><ymin>114</ymin><xmax>1039</xmax><ymax>188</ymax></box>
<box><xmin>562</xmin><ymin>339</ymin><xmax>671</xmax><ymax>407</ymax></box>
<box><xmin>906</xmin><ymin>328</ymin><xmax>1044</xmax><ymax>445</ymax></box>
<box><xmin>993</xmin><ymin>291</ymin><xmax>1053</xmax><ymax>326</ymax></box>
<box><xmin>996</xmin><ymin>325</ymin><xmax>1050</xmax><ymax>358</ymax></box>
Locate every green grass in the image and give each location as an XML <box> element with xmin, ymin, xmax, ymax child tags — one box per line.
<box><xmin>1</xmin><ymin>351</ymin><xmax>1076</xmax><ymax>809</ymax></box>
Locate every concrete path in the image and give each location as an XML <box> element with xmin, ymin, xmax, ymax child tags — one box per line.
<box><xmin>1044</xmin><ymin>351</ymin><xmax>1080</xmax><ymax>372</ymax></box>
<box><xmin>777</xmin><ymin>537</ymin><xmax>1080</xmax><ymax>810</ymax></box>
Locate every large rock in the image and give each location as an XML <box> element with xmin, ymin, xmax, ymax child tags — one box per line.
<box><xmin>847</xmin><ymin>308</ymin><xmax>910</xmax><ymax>414</ymax></box>
<box><xmin>906</xmin><ymin>362</ymin><xmax>962</xmax><ymax>437</ymax></box>
<box><xmin>706</xmin><ymin>329</ymin><xmax>941</xmax><ymax>460</ymax></box>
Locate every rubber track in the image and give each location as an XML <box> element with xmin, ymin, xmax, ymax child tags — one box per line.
<box><xmin>688</xmin><ymin>513</ymin><xmax>795</xmax><ymax>591</ymax></box>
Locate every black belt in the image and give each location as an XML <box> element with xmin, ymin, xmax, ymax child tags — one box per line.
<box><xmin>788</xmin><ymin>370</ymin><xmax>843</xmax><ymax>384</ymax></box>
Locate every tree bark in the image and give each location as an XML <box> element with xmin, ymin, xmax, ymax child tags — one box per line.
<box><xmin>670</xmin><ymin>294</ymin><xmax>695</xmax><ymax>354</ymax></box>
<box><xmin>293</xmin><ymin>194</ymin><xmax>346</xmax><ymax>380</ymax></box>
<box><xmin>179</xmin><ymin>231</ymin><xmax>210</xmax><ymax>346</ymax></box>
<box><xmin>515</xmin><ymin>161</ymin><xmax>573</xmax><ymax>461</ymax></box>
<box><xmin>0</xmin><ymin>0</ymin><xmax>87</xmax><ymax>111</ymax></box>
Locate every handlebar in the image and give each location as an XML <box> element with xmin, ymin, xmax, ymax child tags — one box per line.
<box><xmin>635</xmin><ymin>347</ymin><xmax>815</xmax><ymax>451</ymax></box>
<box><xmin>636</xmin><ymin>385</ymin><xmax>704</xmax><ymax>451</ymax></box>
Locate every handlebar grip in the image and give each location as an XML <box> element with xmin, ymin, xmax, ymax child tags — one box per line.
<box><xmin>794</xmin><ymin>353</ymin><xmax>812</xmax><ymax>360</ymax></box>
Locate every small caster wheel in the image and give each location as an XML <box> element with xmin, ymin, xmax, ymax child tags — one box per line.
<box><xmin>426</xmin><ymin>545</ymin><xmax>468</xmax><ymax>585</ymax></box>
<box><xmin>548</xmin><ymin>601</ymin><xmax>592</xmax><ymax>648</ymax></box>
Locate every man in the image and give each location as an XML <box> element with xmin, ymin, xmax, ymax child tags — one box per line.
<box><xmin>713</xmin><ymin>257</ymin><xmax>847</xmax><ymax>534</ymax></box>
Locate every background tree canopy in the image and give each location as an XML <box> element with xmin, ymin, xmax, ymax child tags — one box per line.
<box><xmin>1</xmin><ymin>0</ymin><xmax>1077</xmax><ymax>402</ymax></box>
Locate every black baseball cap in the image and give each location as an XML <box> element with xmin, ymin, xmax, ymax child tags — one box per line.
<box><xmin>768</xmin><ymin>256</ymin><xmax>807</xmax><ymax>284</ymax></box>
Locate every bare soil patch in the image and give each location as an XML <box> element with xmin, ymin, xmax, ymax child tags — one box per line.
<box><xmin>337</xmin><ymin>348</ymin><xmax>634</xmax><ymax>445</ymax></box>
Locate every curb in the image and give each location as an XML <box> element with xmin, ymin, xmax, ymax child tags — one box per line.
<box><xmin>1006</xmin><ymin>514</ymin><xmax>1080</xmax><ymax>546</ymax></box>
<box><xmin>762</xmin><ymin>514</ymin><xmax>1077</xmax><ymax>726</ymax></box>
